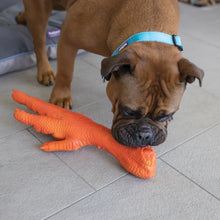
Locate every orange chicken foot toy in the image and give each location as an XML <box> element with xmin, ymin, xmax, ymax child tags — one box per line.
<box><xmin>12</xmin><ymin>90</ymin><xmax>156</xmax><ymax>179</ymax></box>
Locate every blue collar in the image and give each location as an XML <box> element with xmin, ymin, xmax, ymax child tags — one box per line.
<box><xmin>111</xmin><ymin>31</ymin><xmax>183</xmax><ymax>56</ymax></box>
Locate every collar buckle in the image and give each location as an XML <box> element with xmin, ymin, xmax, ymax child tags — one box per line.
<box><xmin>172</xmin><ymin>34</ymin><xmax>183</xmax><ymax>51</ymax></box>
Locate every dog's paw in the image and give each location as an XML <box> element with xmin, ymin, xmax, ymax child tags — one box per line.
<box><xmin>37</xmin><ymin>70</ymin><xmax>55</xmax><ymax>86</ymax></box>
<box><xmin>49</xmin><ymin>87</ymin><xmax>73</xmax><ymax>110</ymax></box>
<box><xmin>50</xmin><ymin>96</ymin><xmax>73</xmax><ymax>110</ymax></box>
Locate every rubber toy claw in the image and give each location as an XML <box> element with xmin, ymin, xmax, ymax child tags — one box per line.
<box><xmin>12</xmin><ymin>89</ymin><xmax>156</xmax><ymax>179</ymax></box>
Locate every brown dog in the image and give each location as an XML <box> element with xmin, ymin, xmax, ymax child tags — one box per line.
<box><xmin>16</xmin><ymin>0</ymin><xmax>204</xmax><ymax>147</ymax></box>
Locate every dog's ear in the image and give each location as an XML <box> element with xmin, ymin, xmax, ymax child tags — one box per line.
<box><xmin>178</xmin><ymin>58</ymin><xmax>204</xmax><ymax>87</ymax></box>
<box><xmin>101</xmin><ymin>49</ymin><xmax>138</xmax><ymax>80</ymax></box>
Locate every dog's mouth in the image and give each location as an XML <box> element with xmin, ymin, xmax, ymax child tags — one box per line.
<box><xmin>111</xmin><ymin>118</ymin><xmax>167</xmax><ymax>147</ymax></box>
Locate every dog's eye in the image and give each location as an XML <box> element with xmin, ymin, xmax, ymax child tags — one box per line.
<box><xmin>120</xmin><ymin>105</ymin><xmax>142</xmax><ymax>119</ymax></box>
<box><xmin>156</xmin><ymin>112</ymin><xmax>175</xmax><ymax>122</ymax></box>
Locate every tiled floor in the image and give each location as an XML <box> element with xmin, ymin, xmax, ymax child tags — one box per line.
<box><xmin>1</xmin><ymin>2</ymin><xmax>220</xmax><ymax>219</ymax></box>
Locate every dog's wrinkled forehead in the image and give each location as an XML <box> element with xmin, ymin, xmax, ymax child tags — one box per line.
<box><xmin>114</xmin><ymin>67</ymin><xmax>185</xmax><ymax>119</ymax></box>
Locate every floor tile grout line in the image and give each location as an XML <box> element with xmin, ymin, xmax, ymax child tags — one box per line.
<box><xmin>54</xmin><ymin>153</ymin><xmax>97</xmax><ymax>191</ymax></box>
<box><xmin>42</xmin><ymin>173</ymin><xmax>128</xmax><ymax>220</ymax></box>
<box><xmin>0</xmin><ymin>126</ymin><xmax>30</xmax><ymax>141</ymax></box>
<box><xmin>26</xmin><ymin>128</ymin><xmax>46</xmax><ymax>144</ymax></box>
<box><xmin>94</xmin><ymin>173</ymin><xmax>128</xmax><ymax>192</ymax></box>
<box><xmin>27</xmin><ymin>128</ymin><xmax>98</xmax><ymax>191</ymax></box>
<box><xmin>41</xmin><ymin>191</ymin><xmax>95</xmax><ymax>220</ymax></box>
<box><xmin>158</xmin><ymin>121</ymin><xmax>220</xmax><ymax>158</ymax></box>
<box><xmin>159</xmin><ymin>158</ymin><xmax>220</xmax><ymax>201</ymax></box>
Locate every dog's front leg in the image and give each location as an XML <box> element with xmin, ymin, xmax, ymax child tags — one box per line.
<box><xmin>49</xmin><ymin>28</ymin><xmax>78</xmax><ymax>109</ymax></box>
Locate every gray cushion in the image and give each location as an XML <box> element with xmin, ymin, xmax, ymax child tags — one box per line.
<box><xmin>0</xmin><ymin>0</ymin><xmax>21</xmax><ymax>12</ymax></box>
<box><xmin>0</xmin><ymin>2</ymin><xmax>66</xmax><ymax>75</ymax></box>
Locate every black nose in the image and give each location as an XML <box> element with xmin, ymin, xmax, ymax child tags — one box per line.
<box><xmin>137</xmin><ymin>129</ymin><xmax>153</xmax><ymax>147</ymax></box>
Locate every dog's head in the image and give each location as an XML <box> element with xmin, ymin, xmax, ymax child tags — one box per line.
<box><xmin>101</xmin><ymin>44</ymin><xmax>204</xmax><ymax>147</ymax></box>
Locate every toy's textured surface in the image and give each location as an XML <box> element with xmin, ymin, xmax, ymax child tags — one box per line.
<box><xmin>12</xmin><ymin>90</ymin><xmax>156</xmax><ymax>179</ymax></box>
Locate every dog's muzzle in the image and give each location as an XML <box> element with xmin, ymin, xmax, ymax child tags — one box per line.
<box><xmin>112</xmin><ymin>117</ymin><xmax>167</xmax><ymax>147</ymax></box>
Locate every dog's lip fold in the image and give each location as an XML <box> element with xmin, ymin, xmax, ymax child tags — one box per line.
<box><xmin>112</xmin><ymin>123</ymin><xmax>138</xmax><ymax>147</ymax></box>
